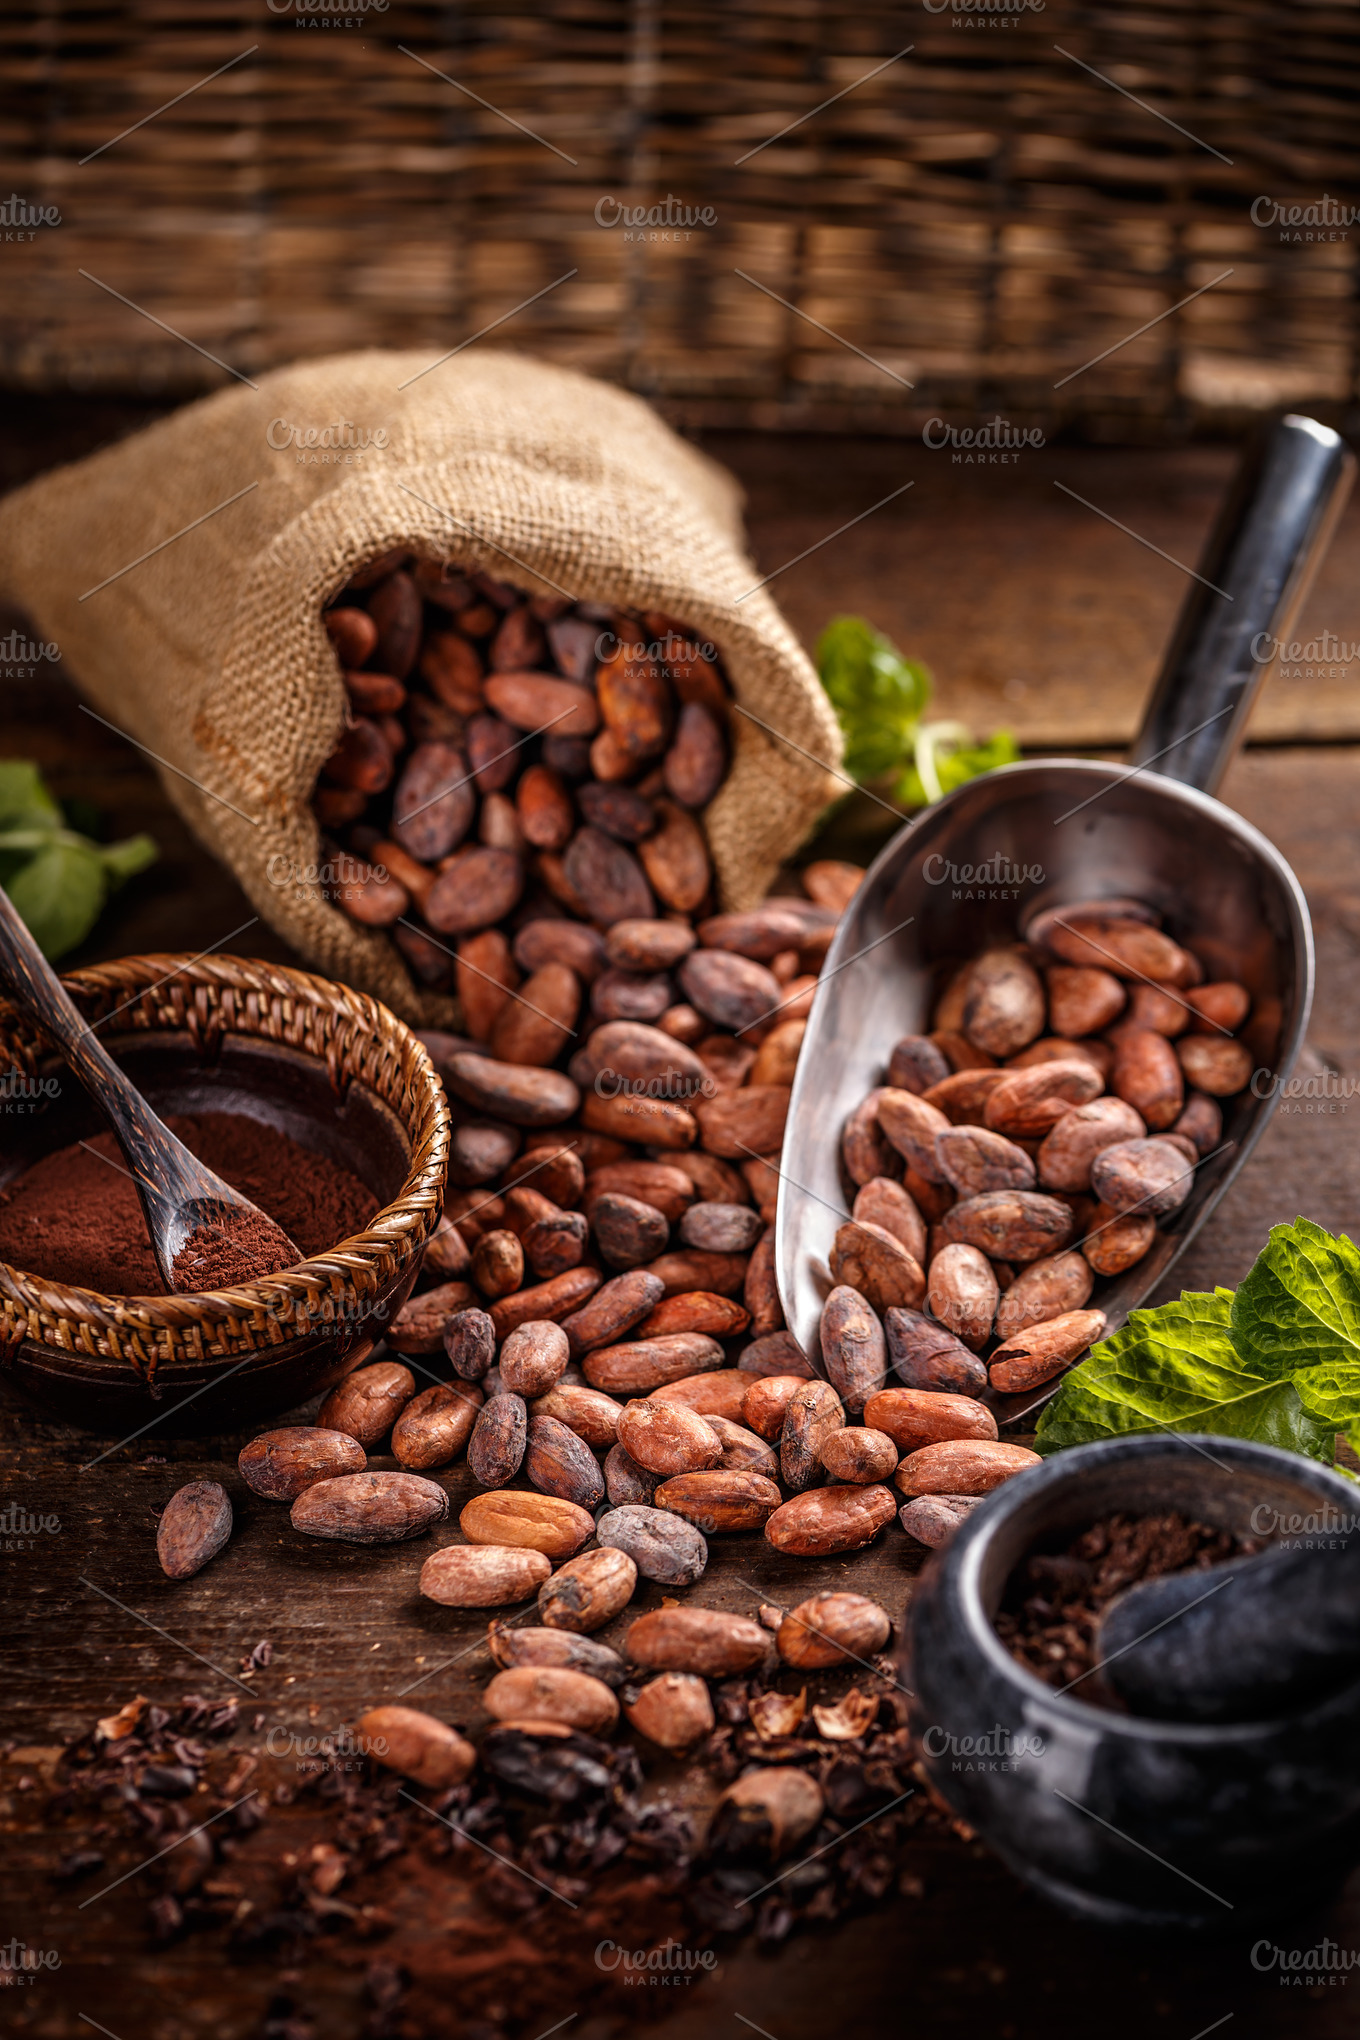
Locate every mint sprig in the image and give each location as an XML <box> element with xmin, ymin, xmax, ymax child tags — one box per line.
<box><xmin>0</xmin><ymin>760</ymin><xmax>157</xmax><ymax>960</ymax></box>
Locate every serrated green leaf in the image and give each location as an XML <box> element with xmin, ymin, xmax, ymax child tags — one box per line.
<box><xmin>1035</xmin><ymin>1287</ymin><xmax>1337</xmax><ymax>1464</ymax></box>
<box><xmin>816</xmin><ymin>615</ymin><xmax>932</xmax><ymax>783</ymax></box>
<box><xmin>1230</xmin><ymin>1218</ymin><xmax>1360</xmax><ymax>1411</ymax></box>
<box><xmin>6</xmin><ymin>839</ymin><xmax>107</xmax><ymax>959</ymax></box>
<box><xmin>100</xmin><ymin>833</ymin><xmax>158</xmax><ymax>888</ymax></box>
<box><xmin>0</xmin><ymin>759</ymin><xmax>62</xmax><ymax>831</ymax></box>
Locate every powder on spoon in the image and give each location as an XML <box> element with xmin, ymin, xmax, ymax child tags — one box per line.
<box><xmin>169</xmin><ymin>1206</ymin><xmax>300</xmax><ymax>1292</ymax></box>
<box><xmin>0</xmin><ymin>1113</ymin><xmax>380</xmax><ymax>1296</ymax></box>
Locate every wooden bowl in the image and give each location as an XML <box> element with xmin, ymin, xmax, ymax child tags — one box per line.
<box><xmin>0</xmin><ymin>954</ymin><xmax>449</xmax><ymax>1432</ymax></box>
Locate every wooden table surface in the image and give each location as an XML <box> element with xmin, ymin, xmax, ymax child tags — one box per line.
<box><xmin>2</xmin><ymin>403</ymin><xmax>1359</xmax><ymax>2039</ymax></box>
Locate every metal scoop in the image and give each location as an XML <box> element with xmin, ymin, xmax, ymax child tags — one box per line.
<box><xmin>776</xmin><ymin>414</ymin><xmax>1355</xmax><ymax>1427</ymax></box>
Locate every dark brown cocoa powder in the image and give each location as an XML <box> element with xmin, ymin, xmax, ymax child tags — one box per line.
<box><xmin>0</xmin><ymin>1113</ymin><xmax>378</xmax><ymax>1295</ymax></box>
<box><xmin>995</xmin><ymin>1509</ymin><xmax>1258</xmax><ymax>1703</ymax></box>
<box><xmin>170</xmin><ymin>1206</ymin><xmax>299</xmax><ymax>1291</ymax></box>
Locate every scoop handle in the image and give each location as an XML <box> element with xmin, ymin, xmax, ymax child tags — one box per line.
<box><xmin>1128</xmin><ymin>413</ymin><xmax>1355</xmax><ymax>794</ymax></box>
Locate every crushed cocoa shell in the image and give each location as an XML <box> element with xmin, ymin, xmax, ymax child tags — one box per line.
<box><xmin>994</xmin><ymin>1509</ymin><xmax>1260</xmax><ymax>1702</ymax></box>
<box><xmin>35</xmin><ymin>1674</ymin><xmax>942</xmax><ymax>2037</ymax></box>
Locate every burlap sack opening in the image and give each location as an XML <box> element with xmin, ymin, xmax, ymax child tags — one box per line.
<box><xmin>0</xmin><ymin>350</ymin><xmax>842</xmax><ymax>1026</ymax></box>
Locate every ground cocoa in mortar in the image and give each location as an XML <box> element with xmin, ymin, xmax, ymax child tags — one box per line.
<box><xmin>0</xmin><ymin>1113</ymin><xmax>379</xmax><ymax>1295</ymax></box>
<box><xmin>995</xmin><ymin>1510</ymin><xmax>1259</xmax><ymax>1702</ymax></box>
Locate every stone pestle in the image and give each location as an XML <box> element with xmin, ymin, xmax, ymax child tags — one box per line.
<box><xmin>1096</xmin><ymin>1529</ymin><xmax>1360</xmax><ymax>1724</ymax></box>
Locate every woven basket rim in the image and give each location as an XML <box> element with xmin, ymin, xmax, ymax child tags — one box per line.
<box><xmin>0</xmin><ymin>952</ymin><xmax>449</xmax><ymax>1354</ymax></box>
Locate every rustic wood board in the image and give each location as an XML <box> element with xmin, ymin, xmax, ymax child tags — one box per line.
<box><xmin>2</xmin><ymin>740</ymin><xmax>1359</xmax><ymax>2037</ymax></box>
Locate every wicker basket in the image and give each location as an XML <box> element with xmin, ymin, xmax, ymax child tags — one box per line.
<box><xmin>2</xmin><ymin>1</ymin><xmax>1356</xmax><ymax>438</ymax></box>
<box><xmin>0</xmin><ymin>952</ymin><xmax>449</xmax><ymax>1424</ymax></box>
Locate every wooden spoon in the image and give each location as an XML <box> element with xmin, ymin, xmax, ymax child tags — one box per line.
<box><xmin>0</xmin><ymin>885</ymin><xmax>298</xmax><ymax>1292</ymax></box>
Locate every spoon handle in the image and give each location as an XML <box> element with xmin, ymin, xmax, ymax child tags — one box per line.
<box><xmin>1128</xmin><ymin>414</ymin><xmax>1355</xmax><ymax>795</ymax></box>
<box><xmin>0</xmin><ymin>884</ymin><xmax>201</xmax><ymax>1222</ymax></box>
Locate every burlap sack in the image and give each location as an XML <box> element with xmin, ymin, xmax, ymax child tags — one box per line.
<box><xmin>0</xmin><ymin>350</ymin><xmax>842</xmax><ymax>1026</ymax></box>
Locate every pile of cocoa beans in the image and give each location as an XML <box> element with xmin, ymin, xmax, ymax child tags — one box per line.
<box><xmin>314</xmin><ymin>552</ymin><xmax>735</xmax><ymax>996</ymax></box>
<box><xmin>829</xmin><ymin>892</ymin><xmax>1258</xmax><ymax>1536</ymax></box>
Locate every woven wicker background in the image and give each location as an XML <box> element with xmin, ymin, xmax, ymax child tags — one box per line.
<box><xmin>3</xmin><ymin>1</ymin><xmax>1358</xmax><ymax>437</ymax></box>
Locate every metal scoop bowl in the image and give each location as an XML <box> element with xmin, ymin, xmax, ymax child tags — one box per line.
<box><xmin>776</xmin><ymin>414</ymin><xmax>1355</xmax><ymax>1429</ymax></box>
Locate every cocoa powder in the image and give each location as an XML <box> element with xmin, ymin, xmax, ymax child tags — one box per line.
<box><xmin>0</xmin><ymin>1112</ymin><xmax>378</xmax><ymax>1294</ymax></box>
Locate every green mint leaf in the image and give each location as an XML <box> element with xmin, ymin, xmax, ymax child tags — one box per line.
<box><xmin>0</xmin><ymin>759</ymin><xmax>62</xmax><ymax>831</ymax></box>
<box><xmin>100</xmin><ymin>833</ymin><xmax>159</xmax><ymax>888</ymax></box>
<box><xmin>816</xmin><ymin>616</ymin><xmax>932</xmax><ymax>783</ymax></box>
<box><xmin>5</xmin><ymin>839</ymin><xmax>108</xmax><ymax>960</ymax></box>
<box><xmin>1231</xmin><ymin>1218</ymin><xmax>1360</xmax><ymax>1398</ymax></box>
<box><xmin>896</xmin><ymin>726</ymin><xmax>1022</xmax><ymax>810</ymax></box>
<box><xmin>1035</xmin><ymin>1287</ymin><xmax>1336</xmax><ymax>1464</ymax></box>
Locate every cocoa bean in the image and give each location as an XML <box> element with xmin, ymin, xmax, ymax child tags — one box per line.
<box><xmin>514</xmin><ymin>917</ymin><xmax>607</xmax><ymax>982</ymax></box>
<box><xmin>941</xmin><ymin>1190</ymin><xmax>1075</xmax><ymax>1263</ymax></box>
<box><xmin>531</xmin><ymin>1380</ymin><xmax>622</xmax><ymax>1447</ymax></box>
<box><xmin>741</xmin><ymin>1153</ymin><xmax>782</xmax><ymax>1223</ymax></box>
<box><xmin>582</xmin><ymin>1088</ymin><xmax>697</xmax><ymax>1149</ymax></box>
<box><xmin>703</xmin><ymin>1414</ymin><xmax>779</xmax><ymax>1479</ymax></box>
<box><xmin>596</xmin><ymin>640</ymin><xmax>670</xmax><ymax>760</ymax></box>
<box><xmin>576</xmin><ymin>781</ymin><xmax>655</xmax><ymax>842</ymax></box>
<box><xmin>678</xmin><ymin>1201</ymin><xmax>763</xmax><ymax>1253</ymax></box>
<box><xmin>324</xmin><ymin>605</ymin><xmax>378</xmax><ymax>666</ymax></box>
<box><xmin>1111</xmin><ymin>1029</ymin><xmax>1184</xmax><ymax>1130</ymax></box>
<box><xmin>984</xmin><ymin>1060</ymin><xmax>1104</xmax><ymax>1137</ymax></box>
<box><xmin>802</xmin><ymin>859</ymin><xmax>862</xmax><ymax>912</ymax></box>
<box><xmin>930</xmin><ymin>1030</ymin><xmax>996</xmax><ymax>1073</ymax></box>
<box><xmin>895</xmin><ymin>1438</ymin><xmax>1041</xmax><ymax>1497</ymax></box>
<box><xmin>449</xmin><ymin>1120</ymin><xmax>519</xmax><ymax>1187</ymax></box>
<box><xmin>292</xmin><ymin>1471</ymin><xmax>449</xmax><ymax>1544</ymax></box>
<box><xmin>989</xmin><ymin>1307</ymin><xmax>1107</xmax><ymax>1392</ymax></box>
<box><xmin>898</xmin><ymin>1494</ymin><xmax>982</xmax><ymax>1548</ymax></box>
<box><xmin>697</xmin><ymin>904</ymin><xmax>828</xmax><ymax>959</ymax></box>
<box><xmin>743</xmin><ymin>1372</ymin><xmax>809</xmax><ymax>1440</ymax></box>
<box><xmin>330</xmin><ymin>850</ymin><xmax>409</xmax><ymax>927</ymax></box>
<box><xmin>582</xmin><ymin>1162</ymin><xmax>693</xmax><ymax>1227</ymax></box>
<box><xmin>662</xmin><ymin>700</ymin><xmax>726</xmax><ymax>808</ymax></box>
<box><xmin>962</xmin><ymin>946</ymin><xmax>1046</xmax><ymax>1058</ymax></box>
<box><xmin>524</xmin><ymin>1414</ymin><xmax>606</xmax><ymax>1509</ymax></box>
<box><xmin>595</xmin><ymin>1503</ymin><xmax>707</xmax><ymax>1585</ymax></box>
<box><xmin>644</xmin><ymin>1248</ymin><xmax>748</xmax><ymax>1297</ymax></box>
<box><xmin>487</xmin><ymin>1623</ymin><xmax>628</xmax><ymax>1685</ymax></box>
<box><xmin>876</xmin><ymin>1088</ymin><xmax>953</xmax><ymax>1180</ymax></box>
<box><xmin>749</xmin><ymin>1017</ymin><xmax>805</xmax><ymax>1088</ymax></box>
<box><xmin>460</xmin><ymin>1488</ymin><xmax>595</xmax><ymax>1558</ymax></box>
<box><xmin>483</xmin><ymin>670</ymin><xmax>599</xmax><ymax>738</ymax></box>
<box><xmin>626</xmin><ymin>1605</ymin><xmax>767</xmax><ymax>1676</ymax></box>
<box><xmin>557</xmin><ymin>1270</ymin><xmax>664</xmax><ymax>1358</ymax></box>
<box><xmin>1045</xmin><ymin>966</ymin><xmax>1126</xmax><ymax>1038</ymax></box>
<box><xmin>861</xmin><ymin>1386</ymin><xmax>996</xmax><ymax>1454</ymax></box>
<box><xmin>489</xmin><ymin>604</ymin><xmax>546</xmax><ymax>671</ymax></box>
<box><xmin>472</xmin><ymin>1227</ymin><xmax>525</xmax><ymax>1299</ymax></box>
<box><xmin>638</xmin><ymin>799</ymin><xmax>710</xmax><ymax>911</ymax></box>
<box><xmin>710</xmin><ymin>1768</ymin><xmax>824</xmax><ymax>1857</ymax></box>
<box><xmin>1040</xmin><ymin>910</ymin><xmax>1193</xmax><ymax>984</ymax></box>
<box><xmin>1125</xmin><ymin>982</ymin><xmax>1191</xmax><ymax>1036</ymax></box>
<box><xmin>583</xmin><ymin>1332</ymin><xmax>724</xmax><ymax>1392</ymax></box>
<box><xmin>522</xmin><ymin>1209</ymin><xmax>590</xmax><ymax>1279</ymax></box>
<box><xmin>934</xmin><ymin>1123</ymin><xmax>1036</xmax><ymax>1196</ymax></box>
<box><xmin>420</xmin><ymin>627</ymin><xmax>483</xmax><ymax>712</ymax></box>
<box><xmin>883</xmin><ymin>1307</ymin><xmax>988</xmax><ymax>1395</ymax></box>
<box><xmin>591</xmin><ymin>1191</ymin><xmax>671</xmax><ymax>1269</ymax></box>
<box><xmin>604</xmin><ymin>1441</ymin><xmax>660</xmax><ymax>1507</ymax></box>
<box><xmin>653</xmin><ymin>1468</ymin><xmax>783</xmax><ymax>1532</ymax></box>
<box><xmin>780</xmin><ymin>1377</ymin><xmax>846</xmax><ymax>1492</ymax></box>
<box><xmin>563</xmin><ymin>827</ymin><xmax>654</xmax><ymax>925</ymax></box>
<box><xmin>887</xmin><ymin>1034</ymin><xmax>952</xmax><ymax>1095</ymax></box>
<box><xmin>368</xmin><ymin>568</ymin><xmax>422</xmax><ymax>676</ymax></box>
<box><xmin>1176</xmin><ymin>1035</ymin><xmax>1252</xmax><ymax>1096</ymax></box>
<box><xmin>841</xmin><ymin>1087</ymin><xmax>903</xmax><ymax>1187</ymax></box>
<box><xmin>647</xmin><ymin>1369</ymin><xmax>750</xmax><ymax>1421</ymax></box>
<box><xmin>1186</xmin><ymin>980</ymin><xmax>1251</xmax><ymax>1033</ymax></box>
<box><xmin>538</xmin><ymin>1546</ymin><xmax>638</xmax><ymax>1633</ymax></box>
<box><xmin>239</xmin><ymin>1427</ymin><xmax>365</xmax><ymax>1502</ymax></box>
<box><xmin>776</xmin><ymin>1592</ymin><xmax>891</xmax><ymax>1668</ymax></box>
<box><xmin>764</xmin><ymin>1484</ymin><xmax>896</xmax><ymax>1556</ymax></box>
<box><xmin>818</xmin><ymin>1285</ymin><xmax>888</xmax><ymax>1413</ymax></box>
<box><xmin>390</xmin><ymin>741</ymin><xmax>475</xmax><ymax>862</ymax></box>
<box><xmin>625</xmin><ymin>1673</ymin><xmax>714</xmax><ymax>1750</ymax></box>
<box><xmin>925</xmin><ymin>1242</ymin><xmax>998</xmax><ymax>1350</ymax></box>
<box><xmin>467</xmin><ymin>1393</ymin><xmax>528</xmax><ymax>1487</ymax></box>
<box><xmin>455</xmin><ymin>930</ymin><xmax>519</xmax><ymax>1042</ymax></box>
<box><xmin>490</xmin><ymin>962</ymin><xmax>580</xmax><ymax>1068</ymax></box>
<box><xmin>444</xmin><ymin>1053</ymin><xmax>579</xmax><ymax>1127</ymax></box>
<box><xmin>694</xmin><ymin>1085</ymin><xmax>790</xmax><ymax>1159</ymax></box>
<box><xmin>423</xmin><ymin>1218</ymin><xmax>473</xmax><ymax>1286</ymax></box>
<box><xmin>484</xmin><ymin>1664</ymin><xmax>619</xmax><ymax>1735</ymax></box>
<box><xmin>157</xmin><ymin>1480</ymin><xmax>232</xmax><ymax>1580</ymax></box>
<box><xmin>1036</xmin><ymin>1096</ymin><xmax>1146</xmax><ymax>1191</ymax></box>
<box><xmin>994</xmin><ymin>1248</ymin><xmax>1094</xmax><ymax>1339</ymax></box>
<box><xmin>851</xmin><ymin>1177</ymin><xmax>927</xmax><ymax>1265</ymax></box>
<box><xmin>829</xmin><ymin>1220</ymin><xmax>925</xmax><ymax>1314</ymax></box>
<box><xmin>420</xmin><ymin>1544</ymin><xmax>551</xmax><ymax>1606</ymax></box>
<box><xmin>818</xmin><ymin>1428</ymin><xmax>898</xmax><ymax>1485</ymax></box>
<box><xmin>617</xmin><ymin>1398</ymin><xmax>721</xmax><ymax>1476</ymax></box>
<box><xmin>743</xmin><ymin>1228</ymin><xmax>782</xmax><ymax>1338</ymax></box>
<box><xmin>1171</xmin><ymin>1090</ymin><xmax>1222</xmax><ymax>1157</ymax></box>
<box><xmin>444</xmin><ymin>1306</ymin><xmax>497</xmax><ymax>1381</ymax></box>
<box><xmin>676</xmin><ymin>950</ymin><xmax>776</xmax><ymax>1038</ymax></box>
<box><xmin>424</xmin><ymin>846</ymin><xmax>524</xmax><ymax>936</ymax></box>
<box><xmin>356</xmin><ymin>1705</ymin><xmax>475</xmax><ymax>1788</ymax></box>
<box><xmin>1082</xmin><ymin>1202</ymin><xmax>1157</xmax><ymax>1276</ymax></box>
<box><xmin>490</xmin><ymin>1266</ymin><xmax>601</xmax><ymax>1341</ymax></box>
<box><xmin>317</xmin><ymin>1360</ymin><xmax>416</xmax><ymax>1447</ymax></box>
<box><xmin>1090</xmin><ymin>1136</ymin><xmax>1194</xmax><ymax>1216</ymax></box>
<box><xmin>391</xmin><ymin>1381</ymin><xmax>483</xmax><ymax>1470</ymax></box>
<box><xmin>321</xmin><ymin>717</ymin><xmax>393</xmax><ymax>794</ymax></box>
<box><xmin>922</xmin><ymin>1067</ymin><xmax>1010</xmax><ymax>1127</ymax></box>
<box><xmin>605</xmin><ymin>918</ymin><xmax>696</xmax><ymax>971</ymax></box>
